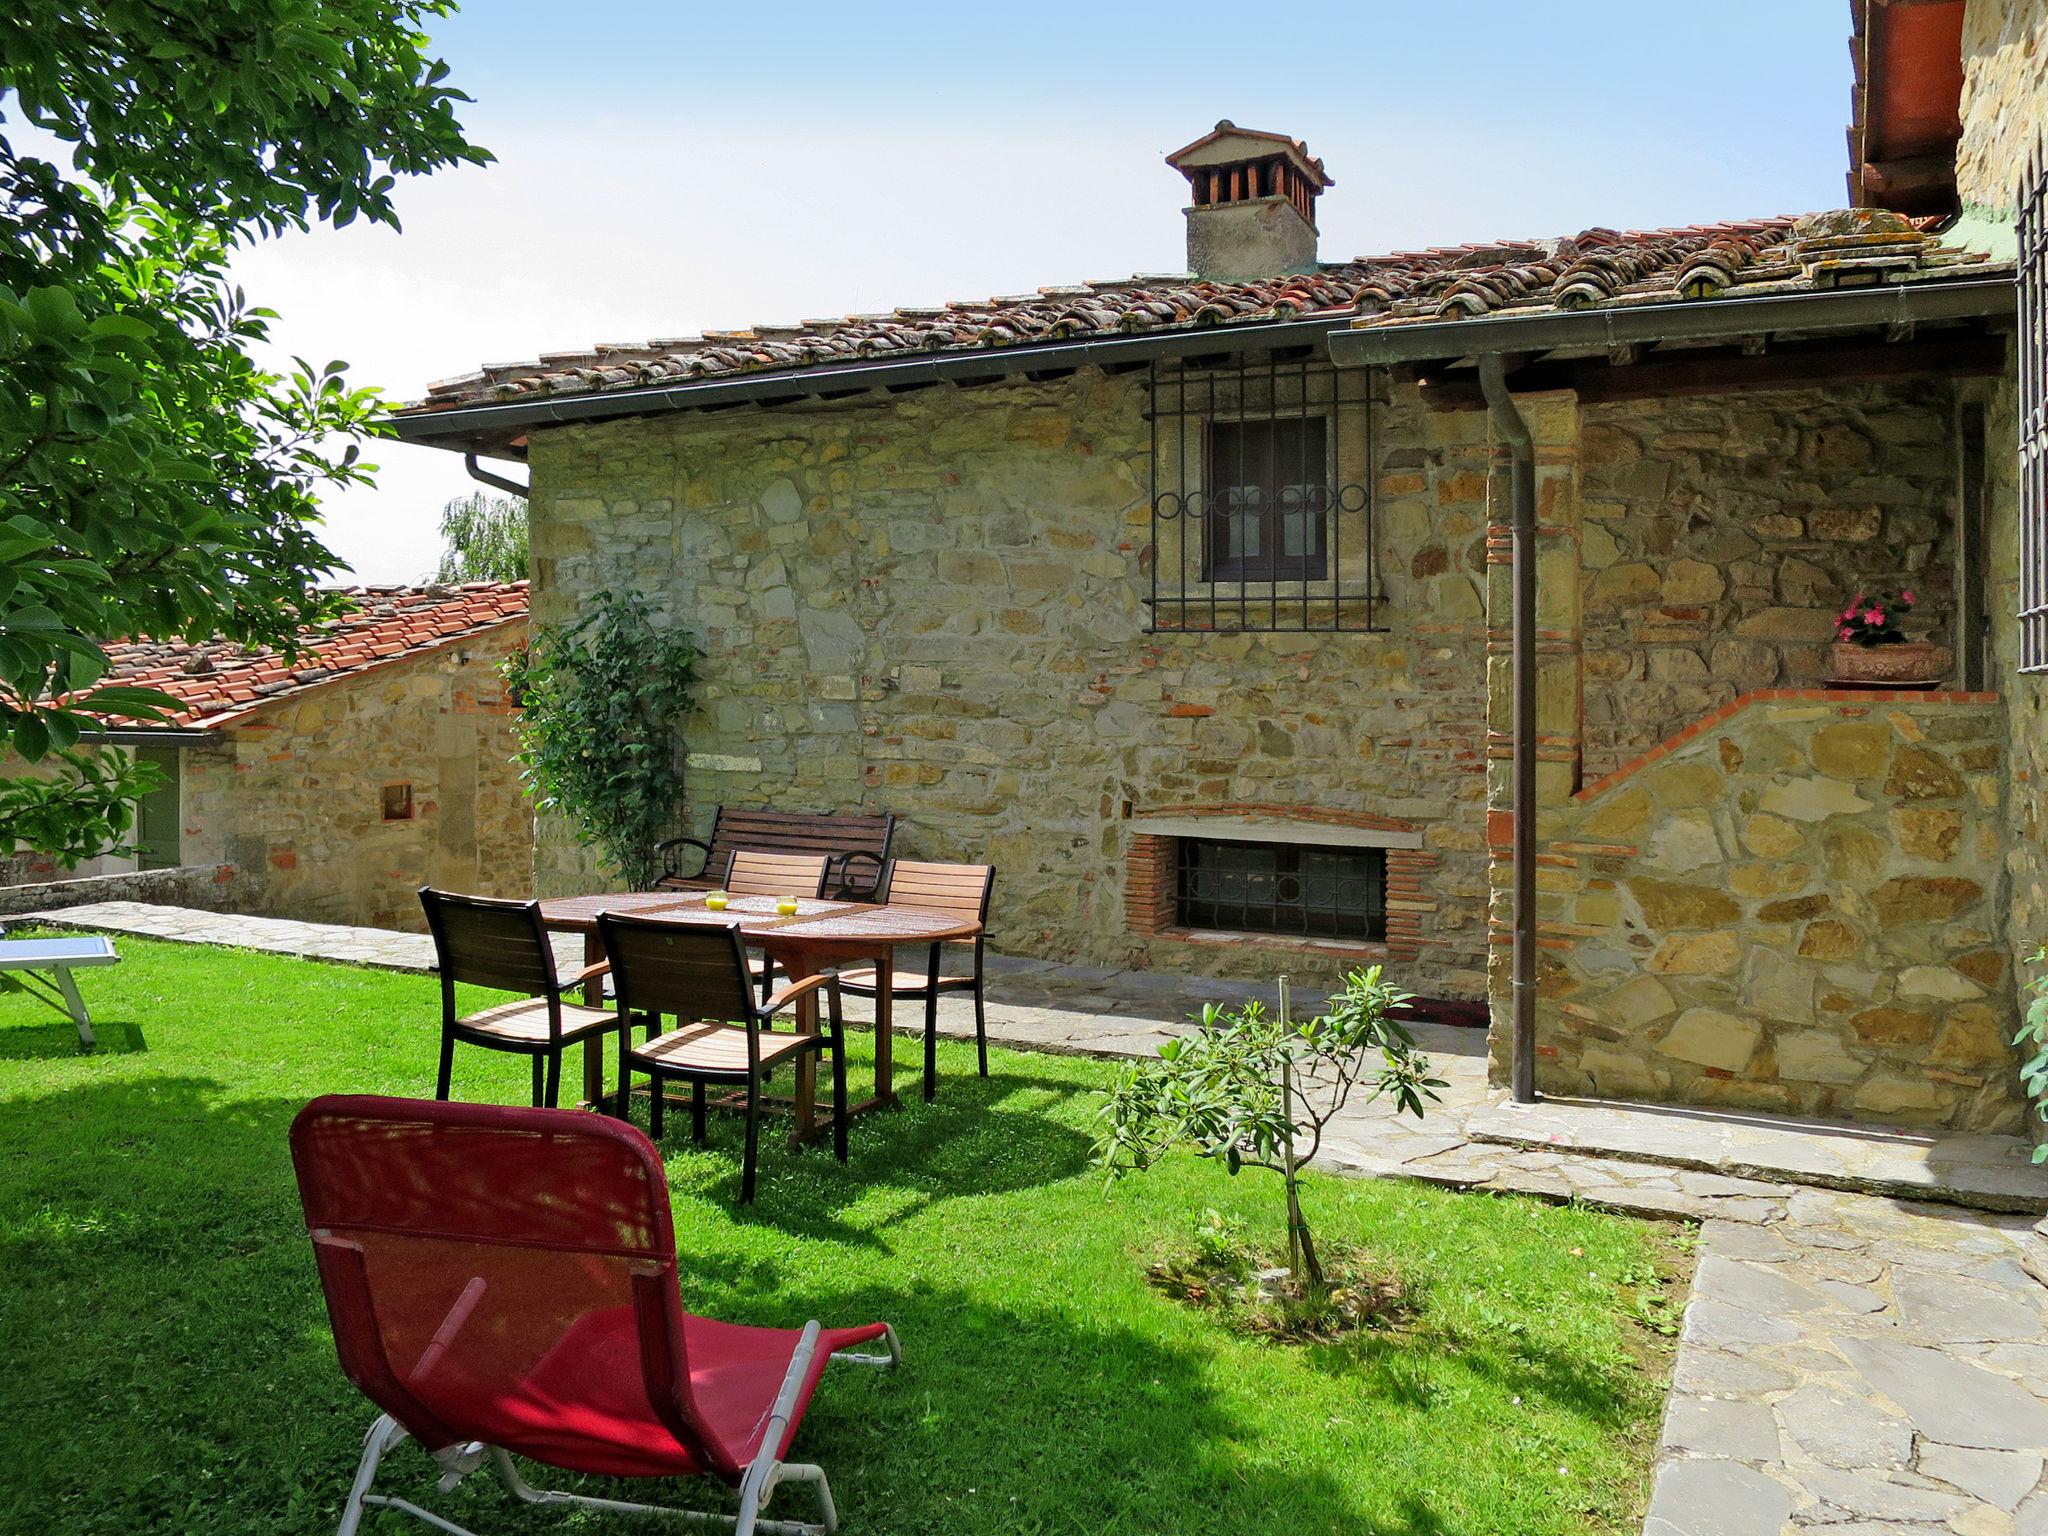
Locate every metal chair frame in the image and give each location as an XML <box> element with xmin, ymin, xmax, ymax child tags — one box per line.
<box><xmin>334</xmin><ymin>1316</ymin><xmax>900</xmax><ymax>1536</ymax></box>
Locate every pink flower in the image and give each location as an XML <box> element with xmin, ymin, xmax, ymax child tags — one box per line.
<box><xmin>1837</xmin><ymin>627</ymin><xmax>1853</xmax><ymax>640</ymax></box>
<box><xmin>1900</xmin><ymin>590</ymin><xmax>1916</xmax><ymax>605</ymax></box>
<box><xmin>1863</xmin><ymin>610</ymin><xmax>1883</xmax><ymax>625</ymax></box>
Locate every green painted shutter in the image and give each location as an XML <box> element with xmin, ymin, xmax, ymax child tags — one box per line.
<box><xmin>134</xmin><ymin>744</ymin><xmax>181</xmax><ymax>871</ymax></box>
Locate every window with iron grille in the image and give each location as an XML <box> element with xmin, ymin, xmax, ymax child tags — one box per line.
<box><xmin>1146</xmin><ymin>350</ymin><xmax>1382</xmax><ymax>632</ymax></box>
<box><xmin>1176</xmin><ymin>837</ymin><xmax>1387</xmax><ymax>941</ymax></box>
<box><xmin>2021</xmin><ymin>146</ymin><xmax>2048</xmax><ymax>673</ymax></box>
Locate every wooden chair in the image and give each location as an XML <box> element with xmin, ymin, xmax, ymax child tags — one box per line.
<box><xmin>723</xmin><ymin>849</ymin><xmax>832</xmax><ymax>900</ymax></box>
<box><xmin>837</xmin><ymin>860</ymin><xmax>994</xmax><ymax>1103</ymax></box>
<box><xmin>418</xmin><ymin>887</ymin><xmax>618</xmax><ymax>1109</ymax></box>
<box><xmin>724</xmin><ymin>850</ymin><xmax>831</xmax><ymax>999</ymax></box>
<box><xmin>598</xmin><ymin>911</ymin><xmax>849</xmax><ymax>1204</ymax></box>
<box><xmin>653</xmin><ymin>808</ymin><xmax>897</xmax><ymax>900</ymax></box>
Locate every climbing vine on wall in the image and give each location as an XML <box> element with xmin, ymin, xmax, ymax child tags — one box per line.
<box><xmin>502</xmin><ymin>591</ymin><xmax>695</xmax><ymax>888</ymax></box>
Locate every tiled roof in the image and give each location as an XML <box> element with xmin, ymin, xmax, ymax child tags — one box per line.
<box><xmin>400</xmin><ymin>209</ymin><xmax>2005</xmax><ymax>415</ymax></box>
<box><xmin>94</xmin><ymin>582</ymin><xmax>528</xmax><ymax>729</ymax></box>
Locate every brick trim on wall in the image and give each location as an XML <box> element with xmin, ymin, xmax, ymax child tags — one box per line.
<box><xmin>1125</xmin><ymin>833</ymin><xmax>1177</xmax><ymax>937</ymax></box>
<box><xmin>1124</xmin><ymin>802</ymin><xmax>1439</xmax><ymax>962</ymax></box>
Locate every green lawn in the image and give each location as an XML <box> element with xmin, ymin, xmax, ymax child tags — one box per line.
<box><xmin>0</xmin><ymin>935</ymin><xmax>1682</xmax><ymax>1536</ymax></box>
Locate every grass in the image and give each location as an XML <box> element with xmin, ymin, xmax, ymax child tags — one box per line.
<box><xmin>0</xmin><ymin>934</ymin><xmax>1684</xmax><ymax>1536</ymax></box>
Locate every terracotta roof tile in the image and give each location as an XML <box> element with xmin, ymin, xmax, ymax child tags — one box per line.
<box><xmin>398</xmin><ymin>209</ymin><xmax>2005</xmax><ymax>416</ymax></box>
<box><xmin>90</xmin><ymin>581</ymin><xmax>528</xmax><ymax>729</ymax></box>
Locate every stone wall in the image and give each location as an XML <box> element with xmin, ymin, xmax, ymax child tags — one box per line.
<box><xmin>527</xmin><ymin>363</ymin><xmax>1985</xmax><ymax>1032</ymax></box>
<box><xmin>179</xmin><ymin>624</ymin><xmax>531</xmax><ymax>930</ymax></box>
<box><xmin>1579</xmin><ymin>386</ymin><xmax>1957</xmax><ymax>781</ymax></box>
<box><xmin>1504</xmin><ymin>688</ymin><xmax>2021</xmax><ymax>1134</ymax></box>
<box><xmin>0</xmin><ymin>862</ymin><xmax>254</xmax><ymax>917</ymax></box>
<box><xmin>528</xmin><ymin>367</ymin><xmax>1495</xmax><ymax>997</ymax></box>
<box><xmin>1960</xmin><ymin>0</ymin><xmax>2048</xmax><ymax>211</ymax></box>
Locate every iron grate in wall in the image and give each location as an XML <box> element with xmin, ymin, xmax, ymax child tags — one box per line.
<box><xmin>1175</xmin><ymin>836</ymin><xmax>1387</xmax><ymax>941</ymax></box>
<box><xmin>1144</xmin><ymin>349</ymin><xmax>1384</xmax><ymax>633</ymax></box>
<box><xmin>2020</xmin><ymin>143</ymin><xmax>2048</xmax><ymax>673</ymax></box>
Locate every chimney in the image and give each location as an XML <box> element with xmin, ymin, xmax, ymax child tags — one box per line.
<box><xmin>1166</xmin><ymin>121</ymin><xmax>1332</xmax><ymax>281</ymax></box>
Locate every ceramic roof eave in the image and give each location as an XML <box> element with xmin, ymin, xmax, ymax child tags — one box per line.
<box><xmin>389</xmin><ymin>313</ymin><xmax>1353</xmax><ymax>452</ymax></box>
<box><xmin>1327</xmin><ymin>273</ymin><xmax>2015</xmax><ymax>369</ymax></box>
<box><xmin>390</xmin><ymin>211</ymin><xmax>2007</xmax><ymax>454</ymax></box>
<box><xmin>392</xmin><ymin>275</ymin><xmax>2016</xmax><ymax>453</ymax></box>
<box><xmin>171</xmin><ymin>610</ymin><xmax>529</xmax><ymax>732</ymax></box>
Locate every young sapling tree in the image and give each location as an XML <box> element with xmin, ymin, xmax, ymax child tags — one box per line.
<box><xmin>1096</xmin><ymin>968</ymin><xmax>1444</xmax><ymax>1290</ymax></box>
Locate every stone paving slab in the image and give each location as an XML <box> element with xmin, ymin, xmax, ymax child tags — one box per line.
<box><xmin>1647</xmin><ymin>1190</ymin><xmax>2048</xmax><ymax>1536</ymax></box>
<box><xmin>1468</xmin><ymin>1097</ymin><xmax>2048</xmax><ymax>1216</ymax></box>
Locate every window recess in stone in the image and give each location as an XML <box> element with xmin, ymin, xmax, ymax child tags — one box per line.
<box><xmin>2021</xmin><ymin>145</ymin><xmax>2048</xmax><ymax>673</ymax></box>
<box><xmin>1145</xmin><ymin>350</ymin><xmax>1383</xmax><ymax>632</ymax></box>
<box><xmin>1176</xmin><ymin>835</ymin><xmax>1387</xmax><ymax>941</ymax></box>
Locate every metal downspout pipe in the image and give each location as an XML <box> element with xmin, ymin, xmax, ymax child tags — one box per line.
<box><xmin>1478</xmin><ymin>355</ymin><xmax>1538</xmax><ymax>1105</ymax></box>
<box><xmin>464</xmin><ymin>453</ymin><xmax>529</xmax><ymax>499</ymax></box>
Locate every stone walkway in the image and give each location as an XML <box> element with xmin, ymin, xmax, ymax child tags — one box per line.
<box><xmin>24</xmin><ymin>900</ymin><xmax>2048</xmax><ymax>1534</ymax></box>
<box><xmin>1649</xmin><ymin>1189</ymin><xmax>2048</xmax><ymax>1536</ymax></box>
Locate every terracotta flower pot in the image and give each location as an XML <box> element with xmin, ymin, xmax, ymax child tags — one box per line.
<box><xmin>1830</xmin><ymin>639</ymin><xmax>1951</xmax><ymax>686</ymax></box>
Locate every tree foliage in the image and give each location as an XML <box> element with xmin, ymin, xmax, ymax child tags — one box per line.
<box><xmin>432</xmin><ymin>489</ymin><xmax>528</xmax><ymax>584</ymax></box>
<box><xmin>2014</xmin><ymin>948</ymin><xmax>2048</xmax><ymax>1163</ymax></box>
<box><xmin>1097</xmin><ymin>969</ymin><xmax>1445</xmax><ymax>1289</ymax></box>
<box><xmin>502</xmin><ymin>591</ymin><xmax>696</xmax><ymax>888</ymax></box>
<box><xmin>0</xmin><ymin>747</ymin><xmax>160</xmax><ymax>869</ymax></box>
<box><xmin>0</xmin><ymin>0</ymin><xmax>488</xmax><ymax>857</ymax></box>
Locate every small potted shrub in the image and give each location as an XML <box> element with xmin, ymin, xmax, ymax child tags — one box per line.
<box><xmin>1830</xmin><ymin>588</ymin><xmax>1950</xmax><ymax>685</ymax></box>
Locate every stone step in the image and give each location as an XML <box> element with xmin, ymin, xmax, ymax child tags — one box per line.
<box><xmin>1467</xmin><ymin>1095</ymin><xmax>2048</xmax><ymax>1215</ymax></box>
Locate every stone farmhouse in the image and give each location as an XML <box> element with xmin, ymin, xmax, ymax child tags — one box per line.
<box><xmin>10</xmin><ymin>583</ymin><xmax>532</xmax><ymax>930</ymax></box>
<box><xmin>394</xmin><ymin>0</ymin><xmax>2048</xmax><ymax>1140</ymax></box>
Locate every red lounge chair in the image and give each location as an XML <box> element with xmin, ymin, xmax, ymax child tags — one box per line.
<box><xmin>289</xmin><ymin>1094</ymin><xmax>899</xmax><ymax>1536</ymax></box>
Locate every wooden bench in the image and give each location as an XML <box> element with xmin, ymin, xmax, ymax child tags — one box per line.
<box><xmin>653</xmin><ymin>808</ymin><xmax>897</xmax><ymax>900</ymax></box>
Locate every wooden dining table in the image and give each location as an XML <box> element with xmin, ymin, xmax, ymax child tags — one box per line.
<box><xmin>536</xmin><ymin>890</ymin><xmax>982</xmax><ymax>1145</ymax></box>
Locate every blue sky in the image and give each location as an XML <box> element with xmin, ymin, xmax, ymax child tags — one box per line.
<box><xmin>235</xmin><ymin>1</ymin><xmax>1858</xmax><ymax>581</ymax></box>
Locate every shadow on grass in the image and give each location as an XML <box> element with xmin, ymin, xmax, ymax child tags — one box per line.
<box><xmin>646</xmin><ymin>1061</ymin><xmax>1103</xmax><ymax>1244</ymax></box>
<box><xmin>0</xmin><ymin>1074</ymin><xmax>1449</xmax><ymax>1536</ymax></box>
<box><xmin>0</xmin><ymin>1014</ymin><xmax>147</xmax><ymax>1060</ymax></box>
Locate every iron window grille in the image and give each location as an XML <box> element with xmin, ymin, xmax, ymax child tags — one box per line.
<box><xmin>1175</xmin><ymin>837</ymin><xmax>1387</xmax><ymax>942</ymax></box>
<box><xmin>2023</xmin><ymin>144</ymin><xmax>2048</xmax><ymax>672</ymax></box>
<box><xmin>1146</xmin><ymin>349</ymin><xmax>1383</xmax><ymax>632</ymax></box>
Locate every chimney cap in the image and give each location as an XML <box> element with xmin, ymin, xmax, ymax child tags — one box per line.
<box><xmin>1165</xmin><ymin>120</ymin><xmax>1334</xmax><ymax>190</ymax></box>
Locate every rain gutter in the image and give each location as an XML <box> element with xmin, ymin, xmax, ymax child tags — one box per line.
<box><xmin>1325</xmin><ymin>276</ymin><xmax>2012</xmax><ymax>368</ymax></box>
<box><xmin>79</xmin><ymin>727</ymin><xmax>222</xmax><ymax>745</ymax></box>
